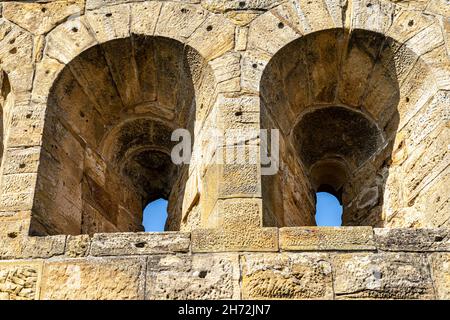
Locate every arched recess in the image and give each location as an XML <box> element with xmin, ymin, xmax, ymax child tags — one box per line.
<box><xmin>30</xmin><ymin>35</ymin><xmax>215</xmax><ymax>236</ymax></box>
<box><xmin>260</xmin><ymin>28</ymin><xmax>440</xmax><ymax>227</ymax></box>
<box><xmin>0</xmin><ymin>71</ymin><xmax>14</xmax><ymax>168</ymax></box>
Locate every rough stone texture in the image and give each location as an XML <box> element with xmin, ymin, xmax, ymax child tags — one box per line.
<box><xmin>429</xmin><ymin>253</ymin><xmax>450</xmax><ymax>299</ymax></box>
<box><xmin>90</xmin><ymin>232</ymin><xmax>190</xmax><ymax>256</ymax></box>
<box><xmin>241</xmin><ymin>253</ymin><xmax>333</xmax><ymax>299</ymax></box>
<box><xmin>0</xmin><ymin>0</ymin><xmax>448</xmax><ymax>300</ymax></box>
<box><xmin>65</xmin><ymin>235</ymin><xmax>90</xmax><ymax>257</ymax></box>
<box><xmin>40</xmin><ymin>257</ymin><xmax>146</xmax><ymax>300</ymax></box>
<box><xmin>375</xmin><ymin>228</ymin><xmax>450</xmax><ymax>252</ymax></box>
<box><xmin>332</xmin><ymin>253</ymin><xmax>435</xmax><ymax>299</ymax></box>
<box><xmin>0</xmin><ymin>235</ymin><xmax>66</xmax><ymax>260</ymax></box>
<box><xmin>191</xmin><ymin>228</ymin><xmax>278</xmax><ymax>252</ymax></box>
<box><xmin>280</xmin><ymin>227</ymin><xmax>376</xmax><ymax>251</ymax></box>
<box><xmin>146</xmin><ymin>254</ymin><xmax>240</xmax><ymax>299</ymax></box>
<box><xmin>0</xmin><ymin>261</ymin><xmax>42</xmax><ymax>300</ymax></box>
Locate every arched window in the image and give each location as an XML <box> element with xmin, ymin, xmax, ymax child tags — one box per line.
<box><xmin>315</xmin><ymin>192</ymin><xmax>343</xmax><ymax>226</ymax></box>
<box><xmin>31</xmin><ymin>36</ymin><xmax>214</xmax><ymax>236</ymax></box>
<box><xmin>142</xmin><ymin>198</ymin><xmax>168</xmax><ymax>232</ymax></box>
<box><xmin>259</xmin><ymin>29</ymin><xmax>418</xmax><ymax>228</ymax></box>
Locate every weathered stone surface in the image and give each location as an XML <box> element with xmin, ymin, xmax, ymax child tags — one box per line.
<box><xmin>66</xmin><ymin>235</ymin><xmax>91</xmax><ymax>257</ymax></box>
<box><xmin>375</xmin><ymin>228</ymin><xmax>450</xmax><ymax>252</ymax></box>
<box><xmin>202</xmin><ymin>0</ymin><xmax>279</xmax><ymax>13</ymax></box>
<box><xmin>0</xmin><ymin>235</ymin><xmax>66</xmax><ymax>260</ymax></box>
<box><xmin>0</xmin><ymin>0</ymin><xmax>448</xmax><ymax>301</ymax></box>
<box><xmin>192</xmin><ymin>228</ymin><xmax>278</xmax><ymax>252</ymax></box>
<box><xmin>40</xmin><ymin>257</ymin><xmax>146</xmax><ymax>299</ymax></box>
<box><xmin>0</xmin><ymin>261</ymin><xmax>42</xmax><ymax>300</ymax></box>
<box><xmin>429</xmin><ymin>253</ymin><xmax>450</xmax><ymax>299</ymax></box>
<box><xmin>90</xmin><ymin>232</ymin><xmax>190</xmax><ymax>256</ymax></box>
<box><xmin>241</xmin><ymin>253</ymin><xmax>333</xmax><ymax>299</ymax></box>
<box><xmin>2</xmin><ymin>1</ymin><xmax>84</xmax><ymax>35</ymax></box>
<box><xmin>280</xmin><ymin>227</ymin><xmax>376</xmax><ymax>251</ymax></box>
<box><xmin>332</xmin><ymin>253</ymin><xmax>435</xmax><ymax>299</ymax></box>
<box><xmin>146</xmin><ymin>254</ymin><xmax>240</xmax><ymax>299</ymax></box>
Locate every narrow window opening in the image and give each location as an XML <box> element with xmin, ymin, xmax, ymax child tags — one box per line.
<box><xmin>315</xmin><ymin>191</ymin><xmax>343</xmax><ymax>226</ymax></box>
<box><xmin>142</xmin><ymin>198</ymin><xmax>168</xmax><ymax>232</ymax></box>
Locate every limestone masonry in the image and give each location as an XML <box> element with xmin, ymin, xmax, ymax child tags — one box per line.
<box><xmin>0</xmin><ymin>0</ymin><xmax>449</xmax><ymax>299</ymax></box>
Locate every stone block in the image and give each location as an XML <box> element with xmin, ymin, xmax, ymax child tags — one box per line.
<box><xmin>241</xmin><ymin>253</ymin><xmax>333</xmax><ymax>299</ymax></box>
<box><xmin>332</xmin><ymin>252</ymin><xmax>435</xmax><ymax>299</ymax></box>
<box><xmin>40</xmin><ymin>257</ymin><xmax>146</xmax><ymax>300</ymax></box>
<box><xmin>429</xmin><ymin>252</ymin><xmax>450</xmax><ymax>299</ymax></box>
<box><xmin>192</xmin><ymin>228</ymin><xmax>278</xmax><ymax>252</ymax></box>
<box><xmin>0</xmin><ymin>235</ymin><xmax>66</xmax><ymax>260</ymax></box>
<box><xmin>280</xmin><ymin>227</ymin><xmax>376</xmax><ymax>251</ymax></box>
<box><xmin>66</xmin><ymin>235</ymin><xmax>91</xmax><ymax>258</ymax></box>
<box><xmin>2</xmin><ymin>1</ymin><xmax>84</xmax><ymax>35</ymax></box>
<box><xmin>375</xmin><ymin>228</ymin><xmax>450</xmax><ymax>252</ymax></box>
<box><xmin>90</xmin><ymin>232</ymin><xmax>191</xmax><ymax>256</ymax></box>
<box><xmin>146</xmin><ymin>254</ymin><xmax>240</xmax><ymax>299</ymax></box>
<box><xmin>0</xmin><ymin>261</ymin><xmax>42</xmax><ymax>300</ymax></box>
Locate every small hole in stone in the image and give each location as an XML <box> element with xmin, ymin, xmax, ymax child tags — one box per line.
<box><xmin>372</xmin><ymin>270</ymin><xmax>382</xmax><ymax>280</ymax></box>
<box><xmin>7</xmin><ymin>232</ymin><xmax>17</xmax><ymax>239</ymax></box>
<box><xmin>79</xmin><ymin>111</ymin><xmax>85</xmax><ymax>118</ymax></box>
<box><xmin>405</xmin><ymin>97</ymin><xmax>410</xmax><ymax>102</ymax></box>
<box><xmin>252</xmin><ymin>63</ymin><xmax>258</xmax><ymax>69</ymax></box>
<box><xmin>9</xmin><ymin>39</ymin><xmax>15</xmax><ymax>44</ymax></box>
<box><xmin>181</xmin><ymin>8</ymin><xmax>188</xmax><ymax>13</ymax></box>
<box><xmin>435</xmin><ymin>235</ymin><xmax>444</xmax><ymax>242</ymax></box>
<box><xmin>239</xmin><ymin>1</ymin><xmax>246</xmax><ymax>8</ymax></box>
<box><xmin>198</xmin><ymin>270</ymin><xmax>208</xmax><ymax>278</ymax></box>
<box><xmin>45</xmin><ymin>70</ymin><xmax>50</xmax><ymax>75</ymax></box>
<box><xmin>41</xmin><ymin>8</ymin><xmax>47</xmax><ymax>13</ymax></box>
<box><xmin>235</xmin><ymin>111</ymin><xmax>243</xmax><ymax>116</ymax></box>
<box><xmin>9</xmin><ymin>48</ymin><xmax>17</xmax><ymax>54</ymax></box>
<box><xmin>366</xmin><ymin>3</ymin><xmax>372</xmax><ymax>7</ymax></box>
<box><xmin>206</xmin><ymin>25</ymin><xmax>213</xmax><ymax>32</ymax></box>
<box><xmin>135</xmin><ymin>242</ymin><xmax>146</xmax><ymax>248</ymax></box>
<box><xmin>19</xmin><ymin>163</ymin><xmax>26</xmax><ymax>169</ymax></box>
<box><xmin>26</xmin><ymin>113</ymin><xmax>32</xmax><ymax>119</ymax></box>
<box><xmin>72</xmin><ymin>27</ymin><xmax>78</xmax><ymax>33</ymax></box>
<box><xmin>278</xmin><ymin>22</ymin><xmax>284</xmax><ymax>29</ymax></box>
<box><xmin>105</xmin><ymin>13</ymin><xmax>113</xmax><ymax>17</ymax></box>
<box><xmin>408</xmin><ymin>20</ymin><xmax>414</xmax><ymax>27</ymax></box>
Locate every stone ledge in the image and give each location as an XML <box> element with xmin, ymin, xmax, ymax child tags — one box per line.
<box><xmin>280</xmin><ymin>227</ymin><xmax>376</xmax><ymax>251</ymax></box>
<box><xmin>191</xmin><ymin>228</ymin><xmax>278</xmax><ymax>252</ymax></box>
<box><xmin>90</xmin><ymin>232</ymin><xmax>191</xmax><ymax>256</ymax></box>
<box><xmin>0</xmin><ymin>235</ymin><xmax>66</xmax><ymax>260</ymax></box>
<box><xmin>375</xmin><ymin>228</ymin><xmax>450</xmax><ymax>252</ymax></box>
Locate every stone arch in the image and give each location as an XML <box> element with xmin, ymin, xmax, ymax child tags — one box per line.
<box><xmin>36</xmin><ymin>2</ymin><xmax>234</xmax><ymax>106</ymax></box>
<box><xmin>260</xmin><ymin>26</ymin><xmax>446</xmax><ymax>228</ymax></box>
<box><xmin>243</xmin><ymin>0</ymin><xmax>446</xmax><ymax>93</ymax></box>
<box><xmin>30</xmin><ymin>34</ymin><xmax>216</xmax><ymax>236</ymax></box>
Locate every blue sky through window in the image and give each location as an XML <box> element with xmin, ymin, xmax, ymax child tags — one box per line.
<box><xmin>143</xmin><ymin>198</ymin><xmax>168</xmax><ymax>232</ymax></box>
<box><xmin>315</xmin><ymin>192</ymin><xmax>343</xmax><ymax>226</ymax></box>
<box><xmin>143</xmin><ymin>192</ymin><xmax>343</xmax><ymax>231</ymax></box>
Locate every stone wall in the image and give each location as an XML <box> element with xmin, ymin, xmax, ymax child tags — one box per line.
<box><xmin>0</xmin><ymin>0</ymin><xmax>448</xmax><ymax>299</ymax></box>
<box><xmin>0</xmin><ymin>227</ymin><xmax>449</xmax><ymax>299</ymax></box>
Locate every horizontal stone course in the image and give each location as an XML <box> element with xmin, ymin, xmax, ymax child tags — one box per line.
<box><xmin>40</xmin><ymin>257</ymin><xmax>146</xmax><ymax>300</ymax></box>
<box><xmin>374</xmin><ymin>228</ymin><xmax>450</xmax><ymax>252</ymax></box>
<box><xmin>90</xmin><ymin>232</ymin><xmax>191</xmax><ymax>256</ymax></box>
<box><xmin>191</xmin><ymin>227</ymin><xmax>278</xmax><ymax>252</ymax></box>
<box><xmin>332</xmin><ymin>252</ymin><xmax>436</xmax><ymax>299</ymax></box>
<box><xmin>280</xmin><ymin>226</ymin><xmax>376</xmax><ymax>251</ymax></box>
<box><xmin>0</xmin><ymin>235</ymin><xmax>66</xmax><ymax>260</ymax></box>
